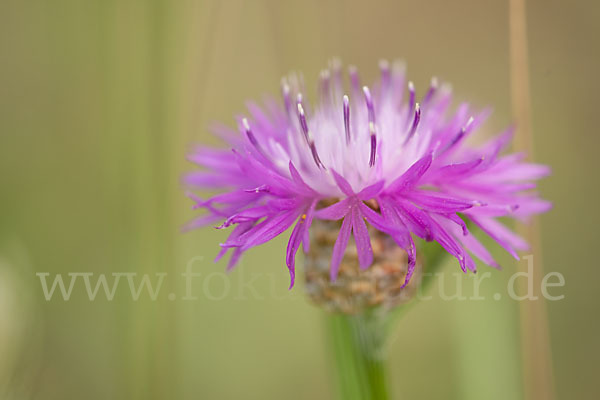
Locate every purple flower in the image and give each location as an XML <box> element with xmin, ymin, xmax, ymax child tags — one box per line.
<box><xmin>184</xmin><ymin>59</ymin><xmax>551</xmax><ymax>289</ymax></box>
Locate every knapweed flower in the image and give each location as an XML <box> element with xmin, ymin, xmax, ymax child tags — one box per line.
<box><xmin>184</xmin><ymin>59</ymin><xmax>551</xmax><ymax>290</ymax></box>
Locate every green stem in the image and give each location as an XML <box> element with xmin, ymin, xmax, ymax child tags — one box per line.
<box><xmin>326</xmin><ymin>240</ymin><xmax>451</xmax><ymax>400</ymax></box>
<box><xmin>328</xmin><ymin>311</ymin><xmax>390</xmax><ymax>400</ymax></box>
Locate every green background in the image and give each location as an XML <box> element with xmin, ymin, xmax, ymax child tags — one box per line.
<box><xmin>0</xmin><ymin>0</ymin><xmax>597</xmax><ymax>399</ymax></box>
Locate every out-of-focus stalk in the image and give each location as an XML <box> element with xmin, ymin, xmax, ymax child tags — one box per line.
<box><xmin>509</xmin><ymin>1</ymin><xmax>556</xmax><ymax>399</ymax></box>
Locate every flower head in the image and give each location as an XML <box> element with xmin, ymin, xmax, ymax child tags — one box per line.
<box><xmin>184</xmin><ymin>59</ymin><xmax>551</xmax><ymax>289</ymax></box>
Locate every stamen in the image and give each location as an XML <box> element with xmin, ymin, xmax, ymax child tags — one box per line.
<box><xmin>369</xmin><ymin>122</ymin><xmax>377</xmax><ymax>167</ymax></box>
<box><xmin>309</xmin><ymin>143</ymin><xmax>324</xmax><ymax>169</ymax></box>
<box><xmin>422</xmin><ymin>77</ymin><xmax>438</xmax><ymax>105</ymax></box>
<box><xmin>363</xmin><ymin>86</ymin><xmax>377</xmax><ymax>167</ymax></box>
<box><xmin>281</xmin><ymin>78</ymin><xmax>292</xmax><ymax>117</ymax></box>
<box><xmin>441</xmin><ymin>117</ymin><xmax>475</xmax><ymax>154</ymax></box>
<box><xmin>242</xmin><ymin>117</ymin><xmax>270</xmax><ymax>162</ymax></box>
<box><xmin>343</xmin><ymin>95</ymin><xmax>351</xmax><ymax>144</ymax></box>
<box><xmin>242</xmin><ymin>118</ymin><xmax>259</xmax><ymax>147</ymax></box>
<box><xmin>404</xmin><ymin>103</ymin><xmax>421</xmax><ymax>144</ymax></box>
<box><xmin>379</xmin><ymin>59</ymin><xmax>391</xmax><ymax>92</ymax></box>
<box><xmin>296</xmin><ymin>103</ymin><xmax>325</xmax><ymax>169</ymax></box>
<box><xmin>362</xmin><ymin>86</ymin><xmax>376</xmax><ymax>124</ymax></box>
<box><xmin>407</xmin><ymin>81</ymin><xmax>416</xmax><ymax>125</ymax></box>
<box><xmin>450</xmin><ymin>116</ymin><xmax>474</xmax><ymax>146</ymax></box>
<box><xmin>319</xmin><ymin>69</ymin><xmax>331</xmax><ymax>102</ymax></box>
<box><xmin>296</xmin><ymin>102</ymin><xmax>309</xmax><ymax>142</ymax></box>
<box><xmin>294</xmin><ymin>93</ymin><xmax>306</xmax><ymax>136</ymax></box>
<box><xmin>296</xmin><ymin>93</ymin><xmax>303</xmax><ymax>108</ymax></box>
<box><xmin>330</xmin><ymin>58</ymin><xmax>343</xmax><ymax>94</ymax></box>
<box><xmin>348</xmin><ymin>65</ymin><xmax>361</xmax><ymax>94</ymax></box>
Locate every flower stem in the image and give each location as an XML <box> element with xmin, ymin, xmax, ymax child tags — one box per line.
<box><xmin>328</xmin><ymin>310</ymin><xmax>390</xmax><ymax>400</ymax></box>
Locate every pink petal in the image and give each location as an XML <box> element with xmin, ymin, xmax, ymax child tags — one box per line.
<box><xmin>357</xmin><ymin>180</ymin><xmax>385</xmax><ymax>200</ymax></box>
<box><xmin>301</xmin><ymin>200</ymin><xmax>318</xmax><ymax>253</ymax></box>
<box><xmin>386</xmin><ymin>151</ymin><xmax>433</xmax><ymax>193</ymax></box>
<box><xmin>469</xmin><ymin>215</ymin><xmax>529</xmax><ymax>260</ymax></box>
<box><xmin>315</xmin><ymin>198</ymin><xmax>352</xmax><ymax>220</ymax></box>
<box><xmin>351</xmin><ymin>206</ymin><xmax>373</xmax><ymax>269</ymax></box>
<box><xmin>237</xmin><ymin>210</ymin><xmax>298</xmax><ymax>250</ymax></box>
<box><xmin>330</xmin><ymin>215</ymin><xmax>352</xmax><ymax>280</ymax></box>
<box><xmin>289</xmin><ymin>162</ymin><xmax>318</xmax><ymax>196</ymax></box>
<box><xmin>285</xmin><ymin>217</ymin><xmax>304</xmax><ymax>289</ymax></box>
<box><xmin>331</xmin><ymin>169</ymin><xmax>355</xmax><ymax>196</ymax></box>
<box><xmin>405</xmin><ymin>191</ymin><xmax>474</xmax><ymax>213</ymax></box>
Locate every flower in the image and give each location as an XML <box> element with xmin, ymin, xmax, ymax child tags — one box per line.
<box><xmin>184</xmin><ymin>59</ymin><xmax>551</xmax><ymax>289</ymax></box>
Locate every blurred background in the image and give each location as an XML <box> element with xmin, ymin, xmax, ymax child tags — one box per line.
<box><xmin>0</xmin><ymin>0</ymin><xmax>598</xmax><ymax>399</ymax></box>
